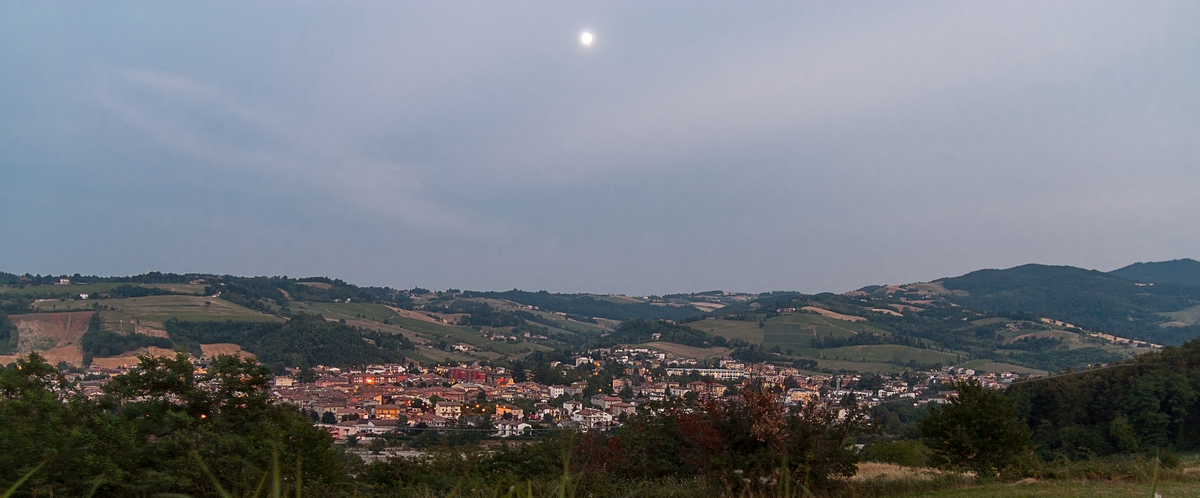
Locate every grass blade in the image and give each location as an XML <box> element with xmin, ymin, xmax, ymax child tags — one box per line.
<box><xmin>251</xmin><ymin>469</ymin><xmax>269</xmax><ymax>498</ymax></box>
<box><xmin>2</xmin><ymin>461</ymin><xmax>46</xmax><ymax>498</ymax></box>
<box><xmin>193</xmin><ymin>454</ymin><xmax>234</xmax><ymax>498</ymax></box>
<box><xmin>295</xmin><ymin>449</ymin><xmax>303</xmax><ymax>498</ymax></box>
<box><xmin>83</xmin><ymin>478</ymin><xmax>104</xmax><ymax>498</ymax></box>
<box><xmin>272</xmin><ymin>447</ymin><xmax>281</xmax><ymax>498</ymax></box>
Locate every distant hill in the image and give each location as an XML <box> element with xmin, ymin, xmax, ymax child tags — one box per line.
<box><xmin>460</xmin><ymin>290</ymin><xmax>704</xmax><ymax>321</ymax></box>
<box><xmin>1110</xmin><ymin>259</ymin><xmax>1200</xmax><ymax>286</ymax></box>
<box><xmin>939</xmin><ymin>264</ymin><xmax>1200</xmax><ymax>344</ymax></box>
<box><xmin>5</xmin><ymin>261</ymin><xmax>1200</xmax><ymax>373</ymax></box>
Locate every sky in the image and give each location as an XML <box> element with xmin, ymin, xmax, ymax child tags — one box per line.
<box><xmin>2</xmin><ymin>2</ymin><xmax>1199</xmax><ymax>295</ymax></box>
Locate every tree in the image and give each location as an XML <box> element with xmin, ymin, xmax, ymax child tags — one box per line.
<box><xmin>322</xmin><ymin>411</ymin><xmax>338</xmax><ymax>424</ymax></box>
<box><xmin>921</xmin><ymin>379</ymin><xmax>1031</xmax><ymax>476</ymax></box>
<box><xmin>511</xmin><ymin>361</ymin><xmax>527</xmax><ymax>383</ymax></box>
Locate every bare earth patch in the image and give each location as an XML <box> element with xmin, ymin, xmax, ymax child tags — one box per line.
<box><xmin>690</xmin><ymin>302</ymin><xmax>725</xmax><ymax>312</ymax></box>
<box><xmin>1</xmin><ymin>311</ymin><xmax>94</xmax><ymax>366</ymax></box>
<box><xmin>387</xmin><ymin>306</ymin><xmax>448</xmax><ymax>324</ymax></box>
<box><xmin>801</xmin><ymin>306</ymin><xmax>866</xmax><ymax>322</ymax></box>
<box><xmin>90</xmin><ymin>346</ymin><xmax>177</xmax><ymax>369</ymax></box>
<box><xmin>200</xmin><ymin>343</ymin><xmax>255</xmax><ymax>359</ymax></box>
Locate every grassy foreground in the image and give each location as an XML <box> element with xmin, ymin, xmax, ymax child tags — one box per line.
<box><xmin>895</xmin><ymin>479</ymin><xmax>1200</xmax><ymax>497</ymax></box>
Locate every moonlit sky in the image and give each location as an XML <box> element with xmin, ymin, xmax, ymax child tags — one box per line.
<box><xmin>2</xmin><ymin>2</ymin><xmax>1199</xmax><ymax>295</ymax></box>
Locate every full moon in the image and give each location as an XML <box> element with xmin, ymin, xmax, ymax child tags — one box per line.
<box><xmin>580</xmin><ymin>32</ymin><xmax>594</xmax><ymax>46</ymax></box>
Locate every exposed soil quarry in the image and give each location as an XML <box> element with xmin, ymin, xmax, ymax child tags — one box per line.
<box><xmin>0</xmin><ymin>311</ymin><xmax>93</xmax><ymax>367</ymax></box>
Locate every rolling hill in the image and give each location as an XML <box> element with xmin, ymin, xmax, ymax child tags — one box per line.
<box><xmin>1110</xmin><ymin>258</ymin><xmax>1200</xmax><ymax>286</ymax></box>
<box><xmin>2</xmin><ymin>259</ymin><xmax>1198</xmax><ymax>373</ymax></box>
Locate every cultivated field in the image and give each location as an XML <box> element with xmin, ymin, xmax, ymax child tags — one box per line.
<box><xmin>145</xmin><ymin>283</ymin><xmax>208</xmax><ymax>294</ymax></box>
<box><xmin>689</xmin><ymin>319</ymin><xmax>764</xmax><ymax>344</ymax></box>
<box><xmin>1162</xmin><ymin>304</ymin><xmax>1200</xmax><ymax>325</ymax></box>
<box><xmin>640</xmin><ymin>341</ymin><xmax>732</xmax><ymax>360</ymax></box>
<box><xmin>301</xmin><ymin>302</ymin><xmax>402</xmax><ymax>322</ymax></box>
<box><xmin>801</xmin><ymin>306</ymin><xmax>866</xmax><ymax>322</ymax></box>
<box><xmin>32</xmin><ymin>296</ymin><xmax>282</xmax><ymax>323</ymax></box>
<box><xmin>1</xmin><ymin>283</ymin><xmax>126</xmax><ymax>297</ymax></box>
<box><xmin>957</xmin><ymin>359</ymin><xmax>1048</xmax><ymax>375</ymax></box>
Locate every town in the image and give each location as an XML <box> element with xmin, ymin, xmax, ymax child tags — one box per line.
<box><xmin>65</xmin><ymin>346</ymin><xmax>1034</xmax><ymax>451</ymax></box>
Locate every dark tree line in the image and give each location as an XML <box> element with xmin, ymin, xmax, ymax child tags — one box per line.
<box><xmin>603</xmin><ymin>319</ymin><xmax>729</xmax><ymax>348</ymax></box>
<box><xmin>80</xmin><ymin>314</ymin><xmax>172</xmax><ymax>365</ymax></box>
<box><xmin>0</xmin><ymin>353</ymin><xmax>346</xmax><ymax>496</ymax></box>
<box><xmin>1009</xmin><ymin>338</ymin><xmax>1200</xmax><ymax>459</ymax></box>
<box><xmin>461</xmin><ymin>290</ymin><xmax>703</xmax><ymax>321</ymax></box>
<box><xmin>165</xmin><ymin>314</ymin><xmax>415</xmax><ymax>371</ymax></box>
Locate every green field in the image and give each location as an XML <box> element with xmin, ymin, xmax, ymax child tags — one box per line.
<box><xmin>2</xmin><ymin>283</ymin><xmax>128</xmax><ymax>297</ymax></box>
<box><xmin>32</xmin><ymin>295</ymin><xmax>281</xmax><ymax>323</ymax></box>
<box><xmin>526</xmin><ymin>311</ymin><xmax>609</xmax><ymax>334</ymax></box>
<box><xmin>770</xmin><ymin>313</ymin><xmax>891</xmax><ymax>335</ymax></box>
<box><xmin>302</xmin><ymin>302</ymin><xmax>402</xmax><ymax>322</ymax></box>
<box><xmin>957</xmin><ymin>359</ymin><xmax>1048</xmax><ymax>375</ymax></box>
<box><xmin>145</xmin><ymin>283</ymin><xmax>208</xmax><ymax>295</ymax></box>
<box><xmin>819</xmin><ymin>344</ymin><xmax>960</xmax><ymax>365</ymax></box>
<box><xmin>814</xmin><ymin>358</ymin><xmax>904</xmax><ymax>373</ymax></box>
<box><xmin>640</xmin><ymin>341</ymin><xmax>732</xmax><ymax>360</ymax></box>
<box><xmin>1</xmin><ymin>283</ymin><xmax>206</xmax><ymax>298</ymax></box>
<box><xmin>763</xmin><ymin>314</ymin><xmax>892</xmax><ymax>355</ymax></box>
<box><xmin>688</xmin><ymin>319</ymin><xmax>764</xmax><ymax>343</ymax></box>
<box><xmin>1162</xmin><ymin>304</ymin><xmax>1200</xmax><ymax>325</ymax></box>
<box><xmin>305</xmin><ymin>304</ymin><xmax>549</xmax><ymax>360</ymax></box>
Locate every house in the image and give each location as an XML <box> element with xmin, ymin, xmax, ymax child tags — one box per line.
<box><xmin>533</xmin><ymin>403</ymin><xmax>561</xmax><ymax>421</ymax></box>
<box><xmin>494</xmin><ymin>421</ymin><xmax>532</xmax><ymax>437</ymax></box>
<box><xmin>409</xmin><ymin>412</ymin><xmax>449</xmax><ymax>427</ymax></box>
<box><xmin>354</xmin><ymin>419</ymin><xmax>399</xmax><ymax>436</ymax></box>
<box><xmin>434</xmin><ymin>402</ymin><xmax>462</xmax><ymax>419</ymax></box>
<box><xmin>607</xmin><ymin>401</ymin><xmax>636</xmax><ymax>417</ymax></box>
<box><xmin>373</xmin><ymin>406</ymin><xmax>403</xmax><ymax>420</ymax></box>
<box><xmin>687</xmin><ymin>381</ymin><xmax>727</xmax><ymax>398</ymax></box>
<box><xmin>590</xmin><ymin>395</ymin><xmax>622</xmax><ymax>410</ymax></box>
<box><xmin>323</xmin><ymin>422</ymin><xmax>358</xmax><ymax>440</ymax></box>
<box><xmin>495</xmin><ymin>403</ymin><xmax>524</xmax><ymax>419</ymax></box>
<box><xmin>548</xmin><ymin>385</ymin><xmax>567</xmax><ymax>398</ymax></box>
<box><xmin>786</xmin><ymin>388</ymin><xmax>821</xmax><ymax>405</ymax></box>
<box><xmin>572</xmin><ymin>408</ymin><xmax>613</xmax><ymax>429</ymax></box>
<box><xmin>562</xmin><ymin>400</ymin><xmax>583</xmax><ymax>414</ymax></box>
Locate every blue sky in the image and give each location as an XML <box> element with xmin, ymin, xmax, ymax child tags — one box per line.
<box><xmin>2</xmin><ymin>2</ymin><xmax>1199</xmax><ymax>294</ymax></box>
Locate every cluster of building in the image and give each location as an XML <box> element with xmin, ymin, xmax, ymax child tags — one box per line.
<box><xmin>261</xmin><ymin>347</ymin><xmax>1034</xmax><ymax>442</ymax></box>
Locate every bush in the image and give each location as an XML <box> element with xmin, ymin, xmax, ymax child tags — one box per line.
<box><xmin>862</xmin><ymin>440</ymin><xmax>931</xmax><ymax>468</ymax></box>
<box><xmin>921</xmin><ymin>379</ymin><xmax>1032</xmax><ymax>476</ymax></box>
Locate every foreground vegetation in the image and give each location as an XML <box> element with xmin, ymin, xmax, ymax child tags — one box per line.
<box><xmin>8</xmin><ymin>346</ymin><xmax>1200</xmax><ymax>497</ymax></box>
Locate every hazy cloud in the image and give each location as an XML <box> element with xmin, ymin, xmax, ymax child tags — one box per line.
<box><xmin>1</xmin><ymin>1</ymin><xmax>1197</xmax><ymax>294</ymax></box>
